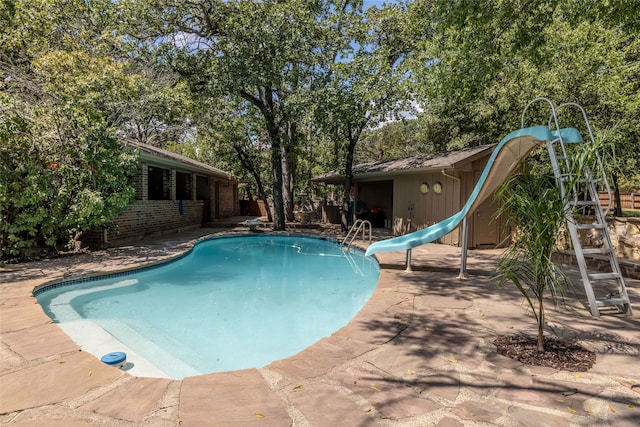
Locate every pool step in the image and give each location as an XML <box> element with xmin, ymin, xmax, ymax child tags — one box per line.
<box><xmin>59</xmin><ymin>319</ymin><xmax>201</xmax><ymax>379</ymax></box>
<box><xmin>96</xmin><ymin>319</ymin><xmax>203</xmax><ymax>379</ymax></box>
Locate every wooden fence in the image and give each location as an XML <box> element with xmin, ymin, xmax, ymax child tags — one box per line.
<box><xmin>598</xmin><ymin>192</ymin><xmax>640</xmax><ymax>210</ymax></box>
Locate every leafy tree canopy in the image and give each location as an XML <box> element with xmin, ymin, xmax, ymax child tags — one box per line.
<box><xmin>1</xmin><ymin>0</ymin><xmax>140</xmax><ymax>259</ymax></box>
<box><xmin>408</xmin><ymin>0</ymin><xmax>638</xmax><ymax>192</ymax></box>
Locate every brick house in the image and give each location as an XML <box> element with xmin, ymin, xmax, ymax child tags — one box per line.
<box><xmin>85</xmin><ymin>142</ymin><xmax>238</xmax><ymax>247</ymax></box>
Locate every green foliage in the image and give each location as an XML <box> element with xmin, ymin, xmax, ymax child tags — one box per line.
<box><xmin>355</xmin><ymin>120</ymin><xmax>432</xmax><ymax>162</ymax></box>
<box><xmin>1</xmin><ymin>0</ymin><xmax>138</xmax><ymax>259</ymax></box>
<box><xmin>410</xmin><ymin>0</ymin><xmax>639</xmax><ymax>173</ymax></box>
<box><xmin>493</xmin><ymin>128</ymin><xmax>611</xmax><ymax>350</ymax></box>
<box><xmin>170</xmin><ymin>95</ymin><xmax>273</xmax><ymax>202</ymax></box>
<box><xmin>493</xmin><ymin>169</ymin><xmax>573</xmax><ymax>351</ymax></box>
<box><xmin>311</xmin><ymin>0</ymin><xmax>430</xmax><ymax>205</ymax></box>
<box><xmin>4</xmin><ymin>0</ymin><xmax>636</xmax><ymax>257</ymax></box>
<box><xmin>0</xmin><ymin>100</ymin><xmax>137</xmax><ymax>259</ymax></box>
<box><xmin>124</xmin><ymin>0</ymin><xmax>354</xmax><ymax>228</ymax></box>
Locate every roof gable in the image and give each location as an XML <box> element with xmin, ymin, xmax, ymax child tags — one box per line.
<box><xmin>129</xmin><ymin>141</ymin><xmax>234</xmax><ymax>180</ymax></box>
<box><xmin>313</xmin><ymin>144</ymin><xmax>495</xmax><ymax>183</ymax></box>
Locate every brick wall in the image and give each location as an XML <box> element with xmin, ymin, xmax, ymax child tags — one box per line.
<box><xmin>84</xmin><ymin>168</ymin><xmax>239</xmax><ymax>248</ymax></box>
<box><xmin>133</xmin><ymin>163</ymin><xmax>144</xmax><ymax>200</ymax></box>
<box><xmin>83</xmin><ymin>200</ymin><xmax>204</xmax><ymax>247</ymax></box>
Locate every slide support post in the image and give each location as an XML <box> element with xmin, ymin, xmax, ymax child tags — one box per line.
<box><xmin>458</xmin><ymin>216</ymin><xmax>468</xmax><ymax>279</ymax></box>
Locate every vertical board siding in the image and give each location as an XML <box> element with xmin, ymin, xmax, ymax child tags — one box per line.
<box><xmin>392</xmin><ymin>173</ymin><xmax>461</xmax><ymax>245</ymax></box>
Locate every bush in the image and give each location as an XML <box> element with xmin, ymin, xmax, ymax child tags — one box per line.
<box><xmin>0</xmin><ymin>106</ymin><xmax>136</xmax><ymax>260</ymax></box>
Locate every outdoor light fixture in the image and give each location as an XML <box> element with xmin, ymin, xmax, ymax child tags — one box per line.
<box><xmin>433</xmin><ymin>182</ymin><xmax>443</xmax><ymax>194</ymax></box>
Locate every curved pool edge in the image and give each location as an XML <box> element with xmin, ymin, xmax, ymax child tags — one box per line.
<box><xmin>32</xmin><ymin>231</ymin><xmax>359</xmax><ymax>297</ymax></box>
<box><xmin>32</xmin><ymin>239</ymin><xmax>201</xmax><ymax>297</ymax></box>
<box><xmin>30</xmin><ymin>230</ymin><xmax>378</xmax><ymax>379</ymax></box>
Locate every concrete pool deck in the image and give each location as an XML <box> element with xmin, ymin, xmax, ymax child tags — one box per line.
<box><xmin>1</xmin><ymin>225</ymin><xmax>639</xmax><ymax>426</ymax></box>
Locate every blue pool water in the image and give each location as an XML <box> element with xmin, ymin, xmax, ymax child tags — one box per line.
<box><xmin>36</xmin><ymin>235</ymin><xmax>379</xmax><ymax>379</ymax></box>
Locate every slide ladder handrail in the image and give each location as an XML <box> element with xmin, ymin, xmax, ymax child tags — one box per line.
<box><xmin>522</xmin><ymin>97</ymin><xmax>561</xmax><ymax>132</ymax></box>
<box><xmin>553</xmin><ymin>102</ymin><xmax>613</xmax><ymax>215</ymax></box>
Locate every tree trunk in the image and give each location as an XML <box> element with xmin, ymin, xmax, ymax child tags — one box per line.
<box><xmin>242</xmin><ymin>87</ymin><xmax>285</xmax><ymax>230</ymax></box>
<box><xmin>282</xmin><ymin>147</ymin><xmax>294</xmax><ymax>221</ymax></box>
<box><xmin>270</xmin><ymin>141</ymin><xmax>286</xmax><ymax>230</ymax></box>
<box><xmin>233</xmin><ymin>143</ymin><xmax>272</xmax><ymax>222</ymax></box>
<box><xmin>260</xmin><ymin>193</ymin><xmax>273</xmax><ymax>222</ymax></box>
<box><xmin>537</xmin><ymin>295</ymin><xmax>545</xmax><ymax>352</ymax></box>
<box><xmin>254</xmin><ymin>176</ymin><xmax>273</xmax><ymax>222</ymax></box>
<box><xmin>282</xmin><ymin>121</ymin><xmax>296</xmax><ymax>222</ymax></box>
<box><xmin>306</xmin><ymin>125</ymin><xmax>313</xmax><ymax>196</ymax></box>
<box><xmin>341</xmin><ymin>150</ymin><xmax>355</xmax><ymax>233</ymax></box>
<box><xmin>612</xmin><ymin>173</ymin><xmax>623</xmax><ymax>217</ymax></box>
<box><xmin>341</xmin><ymin>123</ymin><xmax>364</xmax><ymax>232</ymax></box>
<box><xmin>341</xmin><ymin>148</ymin><xmax>356</xmax><ymax>232</ymax></box>
<box><xmin>342</xmin><ymin>183</ymin><xmax>353</xmax><ymax>232</ymax></box>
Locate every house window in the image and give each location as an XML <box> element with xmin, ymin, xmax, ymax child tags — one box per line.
<box><xmin>148</xmin><ymin>166</ymin><xmax>171</xmax><ymax>200</ymax></box>
<box><xmin>176</xmin><ymin>172</ymin><xmax>193</xmax><ymax>200</ymax></box>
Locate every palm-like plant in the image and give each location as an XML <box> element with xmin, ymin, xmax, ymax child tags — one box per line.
<box><xmin>493</xmin><ymin>169</ymin><xmax>574</xmax><ymax>352</ymax></box>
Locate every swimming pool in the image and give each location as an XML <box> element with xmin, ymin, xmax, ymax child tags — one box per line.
<box><xmin>35</xmin><ymin>235</ymin><xmax>379</xmax><ymax>379</ymax></box>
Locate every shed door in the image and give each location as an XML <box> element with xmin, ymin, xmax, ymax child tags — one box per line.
<box><xmin>473</xmin><ymin>198</ymin><xmax>499</xmax><ymax>247</ymax></box>
<box><xmin>472</xmin><ymin>171</ymin><xmax>499</xmax><ymax>248</ymax></box>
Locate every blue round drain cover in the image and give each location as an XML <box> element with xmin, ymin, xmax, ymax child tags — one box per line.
<box><xmin>101</xmin><ymin>352</ymin><xmax>126</xmax><ymax>365</ymax></box>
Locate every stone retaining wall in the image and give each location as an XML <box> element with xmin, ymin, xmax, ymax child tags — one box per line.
<box><xmin>573</xmin><ymin>216</ymin><xmax>640</xmax><ymax>261</ymax></box>
<box><xmin>607</xmin><ymin>217</ymin><xmax>640</xmax><ymax>261</ymax></box>
<box><xmin>555</xmin><ymin>216</ymin><xmax>640</xmax><ymax>280</ymax></box>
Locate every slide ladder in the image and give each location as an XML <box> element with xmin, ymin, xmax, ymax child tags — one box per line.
<box><xmin>526</xmin><ymin>99</ymin><xmax>632</xmax><ymax>317</ymax></box>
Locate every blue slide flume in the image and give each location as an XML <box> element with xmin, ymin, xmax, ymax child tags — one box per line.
<box><xmin>364</xmin><ymin>126</ymin><xmax>583</xmax><ymax>257</ymax></box>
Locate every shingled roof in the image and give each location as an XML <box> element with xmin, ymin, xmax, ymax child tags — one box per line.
<box><xmin>313</xmin><ymin>144</ymin><xmax>495</xmax><ymax>184</ymax></box>
<box><xmin>128</xmin><ymin>141</ymin><xmax>234</xmax><ymax>180</ymax></box>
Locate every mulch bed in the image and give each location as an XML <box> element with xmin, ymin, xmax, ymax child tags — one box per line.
<box><xmin>494</xmin><ymin>334</ymin><xmax>596</xmax><ymax>372</ymax></box>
